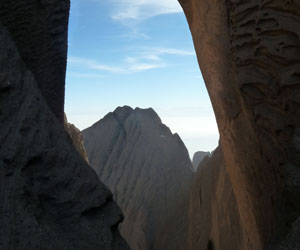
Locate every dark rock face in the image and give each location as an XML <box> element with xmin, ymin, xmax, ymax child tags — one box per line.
<box><xmin>64</xmin><ymin>114</ymin><xmax>90</xmax><ymax>163</ymax></box>
<box><xmin>0</xmin><ymin>23</ymin><xmax>128</xmax><ymax>250</ymax></box>
<box><xmin>179</xmin><ymin>0</ymin><xmax>300</xmax><ymax>249</ymax></box>
<box><xmin>192</xmin><ymin>151</ymin><xmax>210</xmax><ymax>170</ymax></box>
<box><xmin>83</xmin><ymin>106</ymin><xmax>194</xmax><ymax>250</ymax></box>
<box><xmin>2</xmin><ymin>0</ymin><xmax>299</xmax><ymax>249</ymax></box>
<box><xmin>0</xmin><ymin>0</ymin><xmax>69</xmax><ymax>122</ymax></box>
<box><xmin>188</xmin><ymin>146</ymin><xmax>243</xmax><ymax>250</ymax></box>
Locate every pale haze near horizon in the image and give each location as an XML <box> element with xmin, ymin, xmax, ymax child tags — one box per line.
<box><xmin>65</xmin><ymin>0</ymin><xmax>219</xmax><ymax>157</ymax></box>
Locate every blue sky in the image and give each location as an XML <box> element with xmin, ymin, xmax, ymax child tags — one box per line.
<box><xmin>65</xmin><ymin>0</ymin><xmax>219</xmax><ymax>157</ymax></box>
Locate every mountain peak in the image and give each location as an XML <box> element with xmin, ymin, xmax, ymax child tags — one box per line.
<box><xmin>82</xmin><ymin>107</ymin><xmax>194</xmax><ymax>250</ymax></box>
<box><xmin>113</xmin><ymin>106</ymin><xmax>134</xmax><ymax>123</ymax></box>
<box><xmin>192</xmin><ymin>151</ymin><xmax>211</xmax><ymax>170</ymax></box>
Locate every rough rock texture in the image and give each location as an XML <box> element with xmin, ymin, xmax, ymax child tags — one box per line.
<box><xmin>192</xmin><ymin>151</ymin><xmax>211</xmax><ymax>170</ymax></box>
<box><xmin>188</xmin><ymin>146</ymin><xmax>243</xmax><ymax>250</ymax></box>
<box><xmin>179</xmin><ymin>0</ymin><xmax>300</xmax><ymax>249</ymax></box>
<box><xmin>83</xmin><ymin>106</ymin><xmax>194</xmax><ymax>250</ymax></box>
<box><xmin>0</xmin><ymin>0</ymin><xmax>69</xmax><ymax>122</ymax></box>
<box><xmin>2</xmin><ymin>0</ymin><xmax>299</xmax><ymax>248</ymax></box>
<box><xmin>64</xmin><ymin>114</ymin><xmax>89</xmax><ymax>163</ymax></box>
<box><xmin>0</xmin><ymin>23</ymin><xmax>129</xmax><ymax>250</ymax></box>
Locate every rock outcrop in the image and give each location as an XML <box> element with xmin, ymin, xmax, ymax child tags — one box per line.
<box><xmin>83</xmin><ymin>106</ymin><xmax>194</xmax><ymax>250</ymax></box>
<box><xmin>2</xmin><ymin>0</ymin><xmax>300</xmax><ymax>249</ymax></box>
<box><xmin>192</xmin><ymin>151</ymin><xmax>211</xmax><ymax>170</ymax></box>
<box><xmin>179</xmin><ymin>0</ymin><xmax>300</xmax><ymax>249</ymax></box>
<box><xmin>64</xmin><ymin>114</ymin><xmax>89</xmax><ymax>163</ymax></box>
<box><xmin>0</xmin><ymin>12</ymin><xmax>128</xmax><ymax>250</ymax></box>
<box><xmin>0</xmin><ymin>0</ymin><xmax>69</xmax><ymax>122</ymax></box>
<box><xmin>188</xmin><ymin>146</ymin><xmax>243</xmax><ymax>250</ymax></box>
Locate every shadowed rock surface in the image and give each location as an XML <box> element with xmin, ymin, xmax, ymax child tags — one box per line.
<box><xmin>192</xmin><ymin>151</ymin><xmax>211</xmax><ymax>170</ymax></box>
<box><xmin>180</xmin><ymin>0</ymin><xmax>300</xmax><ymax>249</ymax></box>
<box><xmin>0</xmin><ymin>20</ymin><xmax>128</xmax><ymax>250</ymax></box>
<box><xmin>83</xmin><ymin>106</ymin><xmax>194</xmax><ymax>250</ymax></box>
<box><xmin>64</xmin><ymin>114</ymin><xmax>89</xmax><ymax>163</ymax></box>
<box><xmin>1</xmin><ymin>0</ymin><xmax>300</xmax><ymax>249</ymax></box>
<box><xmin>188</xmin><ymin>146</ymin><xmax>243</xmax><ymax>250</ymax></box>
<box><xmin>0</xmin><ymin>0</ymin><xmax>69</xmax><ymax>122</ymax></box>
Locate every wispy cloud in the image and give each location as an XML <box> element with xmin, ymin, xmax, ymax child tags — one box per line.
<box><xmin>139</xmin><ymin>47</ymin><xmax>195</xmax><ymax>58</ymax></box>
<box><xmin>129</xmin><ymin>62</ymin><xmax>164</xmax><ymax>71</ymax></box>
<box><xmin>124</xmin><ymin>47</ymin><xmax>194</xmax><ymax>65</ymax></box>
<box><xmin>68</xmin><ymin>56</ymin><xmax>165</xmax><ymax>74</ymax></box>
<box><xmin>111</xmin><ymin>0</ymin><xmax>183</xmax><ymax>21</ymax></box>
<box><xmin>68</xmin><ymin>46</ymin><xmax>194</xmax><ymax>75</ymax></box>
<box><xmin>68</xmin><ymin>57</ymin><xmax>124</xmax><ymax>73</ymax></box>
<box><xmin>124</xmin><ymin>29</ymin><xmax>150</xmax><ymax>40</ymax></box>
<box><xmin>67</xmin><ymin>72</ymin><xmax>105</xmax><ymax>78</ymax></box>
<box><xmin>123</xmin><ymin>47</ymin><xmax>194</xmax><ymax>68</ymax></box>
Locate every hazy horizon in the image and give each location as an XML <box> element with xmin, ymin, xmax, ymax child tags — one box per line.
<box><xmin>65</xmin><ymin>0</ymin><xmax>219</xmax><ymax>157</ymax></box>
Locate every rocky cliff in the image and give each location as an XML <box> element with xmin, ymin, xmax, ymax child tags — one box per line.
<box><xmin>64</xmin><ymin>114</ymin><xmax>89</xmax><ymax>163</ymax></box>
<box><xmin>0</xmin><ymin>0</ymin><xmax>69</xmax><ymax>122</ymax></box>
<box><xmin>192</xmin><ymin>151</ymin><xmax>211</xmax><ymax>170</ymax></box>
<box><xmin>0</xmin><ymin>3</ymin><xmax>129</xmax><ymax>249</ymax></box>
<box><xmin>188</xmin><ymin>146</ymin><xmax>243</xmax><ymax>250</ymax></box>
<box><xmin>83</xmin><ymin>106</ymin><xmax>194</xmax><ymax>250</ymax></box>
<box><xmin>179</xmin><ymin>0</ymin><xmax>300</xmax><ymax>249</ymax></box>
<box><xmin>1</xmin><ymin>0</ymin><xmax>299</xmax><ymax>249</ymax></box>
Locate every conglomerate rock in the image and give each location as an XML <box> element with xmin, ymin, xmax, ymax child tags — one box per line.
<box><xmin>179</xmin><ymin>0</ymin><xmax>300</xmax><ymax>249</ymax></box>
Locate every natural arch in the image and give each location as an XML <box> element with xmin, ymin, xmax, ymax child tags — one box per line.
<box><xmin>0</xmin><ymin>0</ymin><xmax>299</xmax><ymax>250</ymax></box>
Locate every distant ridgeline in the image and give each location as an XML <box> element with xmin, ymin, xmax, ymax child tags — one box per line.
<box><xmin>192</xmin><ymin>151</ymin><xmax>211</xmax><ymax>170</ymax></box>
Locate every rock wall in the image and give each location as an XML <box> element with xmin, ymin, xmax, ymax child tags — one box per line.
<box><xmin>0</xmin><ymin>6</ymin><xmax>128</xmax><ymax>250</ymax></box>
<box><xmin>0</xmin><ymin>0</ymin><xmax>69</xmax><ymax>122</ymax></box>
<box><xmin>64</xmin><ymin>114</ymin><xmax>90</xmax><ymax>163</ymax></box>
<box><xmin>179</xmin><ymin>0</ymin><xmax>300</xmax><ymax>249</ymax></box>
<box><xmin>2</xmin><ymin>0</ymin><xmax>299</xmax><ymax>249</ymax></box>
<box><xmin>83</xmin><ymin>106</ymin><xmax>194</xmax><ymax>250</ymax></box>
<box><xmin>188</xmin><ymin>146</ymin><xmax>243</xmax><ymax>250</ymax></box>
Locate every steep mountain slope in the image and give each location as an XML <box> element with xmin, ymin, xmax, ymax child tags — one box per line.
<box><xmin>83</xmin><ymin>106</ymin><xmax>194</xmax><ymax>250</ymax></box>
<box><xmin>192</xmin><ymin>151</ymin><xmax>211</xmax><ymax>170</ymax></box>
